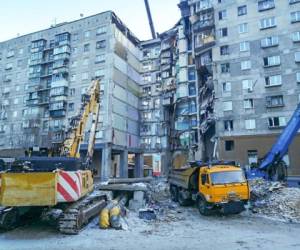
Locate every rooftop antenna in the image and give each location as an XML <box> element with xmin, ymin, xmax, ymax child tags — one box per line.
<box><xmin>144</xmin><ymin>0</ymin><xmax>156</xmax><ymax>39</ymax></box>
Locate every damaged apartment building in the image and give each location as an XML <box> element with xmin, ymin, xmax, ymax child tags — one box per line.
<box><xmin>1</xmin><ymin>0</ymin><xmax>300</xmax><ymax>177</ymax></box>
<box><xmin>176</xmin><ymin>0</ymin><xmax>300</xmax><ymax>175</ymax></box>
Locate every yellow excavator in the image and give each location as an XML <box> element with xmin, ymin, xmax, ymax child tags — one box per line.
<box><xmin>0</xmin><ymin>79</ymin><xmax>106</xmax><ymax>234</ymax></box>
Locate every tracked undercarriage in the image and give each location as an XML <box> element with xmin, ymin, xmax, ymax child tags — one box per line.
<box><xmin>0</xmin><ymin>191</ymin><xmax>108</xmax><ymax>234</ymax></box>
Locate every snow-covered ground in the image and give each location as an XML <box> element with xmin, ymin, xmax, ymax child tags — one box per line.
<box><xmin>1</xmin><ymin>207</ymin><xmax>300</xmax><ymax>250</ymax></box>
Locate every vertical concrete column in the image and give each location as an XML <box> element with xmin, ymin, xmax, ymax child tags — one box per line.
<box><xmin>119</xmin><ymin>150</ymin><xmax>128</xmax><ymax>178</ymax></box>
<box><xmin>101</xmin><ymin>146</ymin><xmax>112</xmax><ymax>182</ymax></box>
<box><xmin>134</xmin><ymin>153</ymin><xmax>144</xmax><ymax>178</ymax></box>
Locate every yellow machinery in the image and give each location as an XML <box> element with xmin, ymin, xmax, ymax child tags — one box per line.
<box><xmin>169</xmin><ymin>162</ymin><xmax>250</xmax><ymax>215</ymax></box>
<box><xmin>0</xmin><ymin>79</ymin><xmax>106</xmax><ymax>234</ymax></box>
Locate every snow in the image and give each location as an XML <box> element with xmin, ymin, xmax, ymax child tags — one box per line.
<box><xmin>1</xmin><ymin>207</ymin><xmax>300</xmax><ymax>250</ymax></box>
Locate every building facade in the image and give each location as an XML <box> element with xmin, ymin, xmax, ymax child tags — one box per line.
<box><xmin>179</xmin><ymin>0</ymin><xmax>300</xmax><ymax>175</ymax></box>
<box><xmin>0</xmin><ymin>11</ymin><xmax>144</xmax><ymax>180</ymax></box>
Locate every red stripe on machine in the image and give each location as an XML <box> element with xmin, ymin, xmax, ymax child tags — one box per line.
<box><xmin>60</xmin><ymin>171</ymin><xmax>80</xmax><ymax>196</ymax></box>
<box><xmin>57</xmin><ymin>183</ymin><xmax>73</xmax><ymax>202</ymax></box>
<box><xmin>75</xmin><ymin>172</ymin><xmax>82</xmax><ymax>192</ymax></box>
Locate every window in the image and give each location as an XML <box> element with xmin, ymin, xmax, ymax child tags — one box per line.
<box><xmin>69</xmin><ymin>88</ymin><xmax>75</xmax><ymax>96</ymax></box>
<box><xmin>71</xmin><ymin>47</ymin><xmax>78</xmax><ymax>55</ymax></box>
<box><xmin>220</xmin><ymin>45</ymin><xmax>229</xmax><ymax>55</ymax></box>
<box><xmin>82</xmin><ymin>72</ymin><xmax>89</xmax><ymax>80</ymax></box>
<box><xmin>290</xmin><ymin>0</ymin><xmax>300</xmax><ymax>4</ymax></box>
<box><xmin>96</xmin><ymin>40</ymin><xmax>106</xmax><ymax>49</ymax></box>
<box><xmin>264</xmin><ymin>55</ymin><xmax>280</xmax><ymax>67</ymax></box>
<box><xmin>224</xmin><ymin>120</ymin><xmax>233</xmax><ymax>131</ymax></box>
<box><xmin>5</xmin><ymin>63</ymin><xmax>13</xmax><ymax>70</ymax></box>
<box><xmin>240</xmin><ymin>41</ymin><xmax>250</xmax><ymax>52</ymax></box>
<box><xmin>188</xmin><ymin>68</ymin><xmax>196</xmax><ymax>81</ymax></box>
<box><xmin>241</xmin><ymin>60</ymin><xmax>251</xmax><ymax>70</ymax></box>
<box><xmin>291</xmin><ymin>11</ymin><xmax>300</xmax><ymax>23</ymax></box>
<box><xmin>292</xmin><ymin>31</ymin><xmax>300</xmax><ymax>42</ymax></box>
<box><xmin>71</xmin><ymin>60</ymin><xmax>77</xmax><ymax>67</ymax></box>
<box><xmin>142</xmin><ymin>86</ymin><xmax>151</xmax><ymax>94</ymax></box>
<box><xmin>84</xmin><ymin>31</ymin><xmax>90</xmax><ymax>38</ymax></box>
<box><xmin>95</xmin><ymin>69</ymin><xmax>105</xmax><ymax>78</ymax></box>
<box><xmin>95</xmin><ymin>54</ymin><xmax>105</xmax><ymax>63</ymax></box>
<box><xmin>83</xmin><ymin>58</ymin><xmax>89</xmax><ymax>66</ymax></box>
<box><xmin>219</xmin><ymin>27</ymin><xmax>228</xmax><ymax>37</ymax></box>
<box><xmin>266</xmin><ymin>95</ymin><xmax>284</xmax><ymax>107</ymax></box>
<box><xmin>222</xmin><ymin>82</ymin><xmax>231</xmax><ymax>92</ymax></box>
<box><xmin>265</xmin><ymin>75</ymin><xmax>282</xmax><ymax>86</ymax></box>
<box><xmin>261</xmin><ymin>36</ymin><xmax>279</xmax><ymax>48</ymax></box>
<box><xmin>71</xmin><ymin>74</ymin><xmax>76</xmax><ymax>81</ymax></box>
<box><xmin>245</xmin><ymin>119</ymin><xmax>256</xmax><ymax>130</ymax></box>
<box><xmin>219</xmin><ymin>10</ymin><xmax>227</xmax><ymax>20</ymax></box>
<box><xmin>68</xmin><ymin>103</ymin><xmax>74</xmax><ymax>111</ymax></box>
<box><xmin>201</xmin><ymin>174</ymin><xmax>208</xmax><ymax>185</ymax></box>
<box><xmin>221</xmin><ymin>63</ymin><xmax>230</xmax><ymax>73</ymax></box>
<box><xmin>225</xmin><ymin>140</ymin><xmax>234</xmax><ymax>151</ymax></box>
<box><xmin>242</xmin><ymin>79</ymin><xmax>253</xmax><ymax>91</ymax></box>
<box><xmin>295</xmin><ymin>52</ymin><xmax>300</xmax><ymax>62</ymax></box>
<box><xmin>223</xmin><ymin>101</ymin><xmax>233</xmax><ymax>111</ymax></box>
<box><xmin>244</xmin><ymin>99</ymin><xmax>254</xmax><ymax>109</ymax></box>
<box><xmin>297</xmin><ymin>72</ymin><xmax>300</xmax><ymax>83</ymax></box>
<box><xmin>260</xmin><ymin>17</ymin><xmax>276</xmax><ymax>29</ymax></box>
<box><xmin>19</xmin><ymin>48</ymin><xmax>23</xmax><ymax>55</ymax></box>
<box><xmin>7</xmin><ymin>50</ymin><xmax>14</xmax><ymax>58</ymax></box>
<box><xmin>248</xmin><ymin>150</ymin><xmax>258</xmax><ymax>165</ymax></box>
<box><xmin>143</xmin><ymin>74</ymin><xmax>152</xmax><ymax>82</ymax></box>
<box><xmin>258</xmin><ymin>0</ymin><xmax>275</xmax><ymax>11</ymax></box>
<box><xmin>238</xmin><ymin>5</ymin><xmax>247</xmax><ymax>16</ymax></box>
<box><xmin>96</xmin><ymin>26</ymin><xmax>107</xmax><ymax>35</ymax></box>
<box><xmin>83</xmin><ymin>44</ymin><xmax>90</xmax><ymax>52</ymax></box>
<box><xmin>268</xmin><ymin>117</ymin><xmax>286</xmax><ymax>128</ymax></box>
<box><xmin>238</xmin><ymin>23</ymin><xmax>248</xmax><ymax>34</ymax></box>
<box><xmin>72</xmin><ymin>33</ymin><xmax>79</xmax><ymax>41</ymax></box>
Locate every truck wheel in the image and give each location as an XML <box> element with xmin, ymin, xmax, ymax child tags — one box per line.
<box><xmin>170</xmin><ymin>185</ymin><xmax>178</xmax><ymax>202</ymax></box>
<box><xmin>197</xmin><ymin>197</ymin><xmax>211</xmax><ymax>216</ymax></box>
<box><xmin>178</xmin><ymin>190</ymin><xmax>191</xmax><ymax>206</ymax></box>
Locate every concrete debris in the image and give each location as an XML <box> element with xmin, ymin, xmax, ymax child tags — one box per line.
<box><xmin>138</xmin><ymin>209</ymin><xmax>156</xmax><ymax>220</ymax></box>
<box><xmin>249</xmin><ymin>178</ymin><xmax>300</xmax><ymax>223</ymax></box>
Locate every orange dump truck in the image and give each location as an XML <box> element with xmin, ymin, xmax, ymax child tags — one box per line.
<box><xmin>169</xmin><ymin>162</ymin><xmax>250</xmax><ymax>215</ymax></box>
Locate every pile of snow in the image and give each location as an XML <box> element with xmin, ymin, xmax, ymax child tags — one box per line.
<box><xmin>249</xmin><ymin>178</ymin><xmax>300</xmax><ymax>223</ymax></box>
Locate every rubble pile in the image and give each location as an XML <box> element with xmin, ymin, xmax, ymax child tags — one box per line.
<box><xmin>146</xmin><ymin>178</ymin><xmax>170</xmax><ymax>203</ymax></box>
<box><xmin>250</xmin><ymin>178</ymin><xmax>300</xmax><ymax>223</ymax></box>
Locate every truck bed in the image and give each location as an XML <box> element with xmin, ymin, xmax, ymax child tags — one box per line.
<box><xmin>169</xmin><ymin>168</ymin><xmax>198</xmax><ymax>189</ymax></box>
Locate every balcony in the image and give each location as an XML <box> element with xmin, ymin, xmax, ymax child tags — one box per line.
<box><xmin>49</xmin><ymin>110</ymin><xmax>66</xmax><ymax>118</ymax></box>
<box><xmin>193</xmin><ymin>18</ymin><xmax>214</xmax><ymax>32</ymax></box>
<box><xmin>51</xmin><ymin>79</ymin><xmax>69</xmax><ymax>88</ymax></box>
<box><xmin>194</xmin><ymin>34</ymin><xmax>215</xmax><ymax>54</ymax></box>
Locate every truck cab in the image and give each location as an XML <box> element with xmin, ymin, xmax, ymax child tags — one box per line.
<box><xmin>169</xmin><ymin>162</ymin><xmax>250</xmax><ymax>215</ymax></box>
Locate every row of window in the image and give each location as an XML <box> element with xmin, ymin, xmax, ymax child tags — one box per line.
<box><xmin>218</xmin><ymin>0</ymin><xmax>300</xmax><ymax>20</ymax></box>
<box><xmin>220</xmin><ymin>53</ymin><xmax>300</xmax><ymax>73</ymax></box>
<box><xmin>223</xmin><ymin>95</ymin><xmax>284</xmax><ymax>112</ymax></box>
<box><xmin>222</xmin><ymin>73</ymin><xmax>300</xmax><ymax>92</ymax></box>
<box><xmin>223</xmin><ymin>117</ymin><xmax>287</xmax><ymax>133</ymax></box>
<box><xmin>218</xmin><ymin>14</ymin><xmax>300</xmax><ymax>39</ymax></box>
<box><xmin>220</xmin><ymin>33</ymin><xmax>300</xmax><ymax>56</ymax></box>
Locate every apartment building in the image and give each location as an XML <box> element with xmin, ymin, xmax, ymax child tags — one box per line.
<box><xmin>178</xmin><ymin>0</ymin><xmax>300</xmax><ymax>175</ymax></box>
<box><xmin>0</xmin><ymin>11</ymin><xmax>143</xmax><ymax>181</ymax></box>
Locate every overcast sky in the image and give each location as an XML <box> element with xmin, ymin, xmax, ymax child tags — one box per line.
<box><xmin>0</xmin><ymin>0</ymin><xmax>181</xmax><ymax>42</ymax></box>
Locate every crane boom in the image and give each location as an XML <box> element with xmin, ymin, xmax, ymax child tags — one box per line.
<box><xmin>247</xmin><ymin>103</ymin><xmax>300</xmax><ymax>181</ymax></box>
<box><xmin>61</xmin><ymin>79</ymin><xmax>100</xmax><ymax>160</ymax></box>
<box><xmin>260</xmin><ymin>103</ymin><xmax>300</xmax><ymax>171</ymax></box>
<box><xmin>144</xmin><ymin>0</ymin><xmax>156</xmax><ymax>39</ymax></box>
